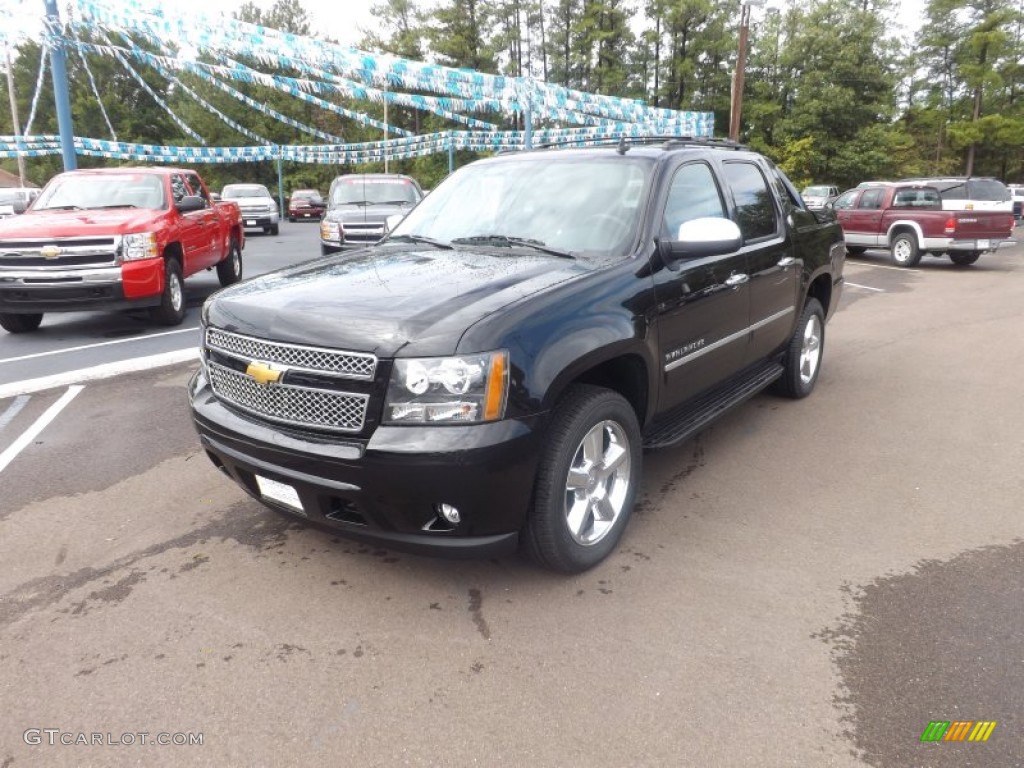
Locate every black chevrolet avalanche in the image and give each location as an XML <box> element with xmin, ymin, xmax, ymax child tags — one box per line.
<box><xmin>189</xmin><ymin>139</ymin><xmax>845</xmax><ymax>573</ymax></box>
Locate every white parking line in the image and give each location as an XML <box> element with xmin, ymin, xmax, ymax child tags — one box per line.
<box><xmin>0</xmin><ymin>349</ymin><xmax>199</xmax><ymax>400</ymax></box>
<box><xmin>0</xmin><ymin>326</ymin><xmax>200</xmax><ymax>366</ymax></box>
<box><xmin>846</xmin><ymin>261</ymin><xmax>920</xmax><ymax>273</ymax></box>
<box><xmin>0</xmin><ymin>395</ymin><xmax>30</xmax><ymax>431</ymax></box>
<box><xmin>846</xmin><ymin>282</ymin><xmax>885</xmax><ymax>292</ymax></box>
<box><xmin>0</xmin><ymin>386</ymin><xmax>83</xmax><ymax>474</ymax></box>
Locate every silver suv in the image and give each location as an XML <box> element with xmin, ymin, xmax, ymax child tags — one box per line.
<box><xmin>319</xmin><ymin>174</ymin><xmax>423</xmax><ymax>255</ymax></box>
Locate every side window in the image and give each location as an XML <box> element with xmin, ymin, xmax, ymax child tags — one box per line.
<box><xmin>832</xmin><ymin>191</ymin><xmax>858</xmax><ymax>210</ymax></box>
<box><xmin>184</xmin><ymin>173</ymin><xmax>210</xmax><ymax>205</ymax></box>
<box><xmin>170</xmin><ymin>175</ymin><xmax>188</xmax><ymax>206</ymax></box>
<box><xmin>722</xmin><ymin>162</ymin><xmax>779</xmax><ymax>241</ymax></box>
<box><xmin>661</xmin><ymin>162</ymin><xmax>726</xmax><ymax>239</ymax></box>
<box><xmin>939</xmin><ymin>182</ymin><xmax>966</xmax><ymax>201</ymax></box>
<box><xmin>857</xmin><ymin>189</ymin><xmax>884</xmax><ymax>210</ymax></box>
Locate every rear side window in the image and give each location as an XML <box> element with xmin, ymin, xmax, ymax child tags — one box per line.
<box><xmin>936</xmin><ymin>182</ymin><xmax>967</xmax><ymax>201</ymax></box>
<box><xmin>833</xmin><ymin>190</ymin><xmax>857</xmax><ymax>210</ymax></box>
<box><xmin>722</xmin><ymin>162</ymin><xmax>778</xmax><ymax>241</ymax></box>
<box><xmin>857</xmin><ymin>189</ymin><xmax>884</xmax><ymax>209</ymax></box>
<box><xmin>967</xmin><ymin>179</ymin><xmax>1010</xmax><ymax>202</ymax></box>
<box><xmin>892</xmin><ymin>189</ymin><xmax>940</xmax><ymax>208</ymax></box>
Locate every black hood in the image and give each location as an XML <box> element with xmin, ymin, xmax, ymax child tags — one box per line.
<box><xmin>207</xmin><ymin>245</ymin><xmax>589</xmax><ymax>357</ymax></box>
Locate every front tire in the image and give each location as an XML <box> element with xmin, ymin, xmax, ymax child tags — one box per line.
<box><xmin>845</xmin><ymin>246</ymin><xmax>866</xmax><ymax>255</ymax></box>
<box><xmin>773</xmin><ymin>298</ymin><xmax>825</xmax><ymax>399</ymax></box>
<box><xmin>523</xmin><ymin>385</ymin><xmax>642</xmax><ymax>573</ymax></box>
<box><xmin>150</xmin><ymin>259</ymin><xmax>186</xmax><ymax>326</ymax></box>
<box><xmin>0</xmin><ymin>313</ymin><xmax>43</xmax><ymax>333</ymax></box>
<box><xmin>949</xmin><ymin>251</ymin><xmax>981</xmax><ymax>266</ymax></box>
<box><xmin>890</xmin><ymin>233</ymin><xmax>921</xmax><ymax>267</ymax></box>
<box><xmin>270</xmin><ymin>224</ymin><xmax>280</xmax><ymax>236</ymax></box>
<box><xmin>216</xmin><ymin>236</ymin><xmax>243</xmax><ymax>287</ymax></box>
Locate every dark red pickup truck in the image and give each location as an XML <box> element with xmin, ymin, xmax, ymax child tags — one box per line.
<box><xmin>0</xmin><ymin>167</ymin><xmax>245</xmax><ymax>333</ymax></box>
<box><xmin>832</xmin><ymin>183</ymin><xmax>1015</xmax><ymax>267</ymax></box>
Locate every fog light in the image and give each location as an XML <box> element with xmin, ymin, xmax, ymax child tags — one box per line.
<box><xmin>437</xmin><ymin>503</ymin><xmax>461</xmax><ymax>524</ymax></box>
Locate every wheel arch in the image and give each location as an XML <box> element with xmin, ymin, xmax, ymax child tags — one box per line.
<box><xmin>539</xmin><ymin>345</ymin><xmax>652</xmax><ymax>429</ymax></box>
<box><xmin>886</xmin><ymin>220</ymin><xmax>923</xmax><ymax>248</ymax></box>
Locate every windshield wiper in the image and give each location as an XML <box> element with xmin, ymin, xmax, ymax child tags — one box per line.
<box><xmin>40</xmin><ymin>204</ymin><xmax>84</xmax><ymax>211</ymax></box>
<box><xmin>450</xmin><ymin>235</ymin><xmax>575</xmax><ymax>259</ymax></box>
<box><xmin>92</xmin><ymin>204</ymin><xmax>139</xmax><ymax>209</ymax></box>
<box><xmin>378</xmin><ymin>200</ymin><xmax>413</xmax><ymax>205</ymax></box>
<box><xmin>386</xmin><ymin>234</ymin><xmax>453</xmax><ymax>249</ymax></box>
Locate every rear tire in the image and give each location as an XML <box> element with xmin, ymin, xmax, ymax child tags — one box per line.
<box><xmin>0</xmin><ymin>313</ymin><xmax>43</xmax><ymax>333</ymax></box>
<box><xmin>772</xmin><ymin>298</ymin><xmax>825</xmax><ymax>399</ymax></box>
<box><xmin>890</xmin><ymin>233</ymin><xmax>921</xmax><ymax>267</ymax></box>
<box><xmin>150</xmin><ymin>259</ymin><xmax>186</xmax><ymax>326</ymax></box>
<box><xmin>845</xmin><ymin>246</ymin><xmax>866</xmax><ymax>255</ymax></box>
<box><xmin>523</xmin><ymin>385</ymin><xmax>642</xmax><ymax>573</ymax></box>
<box><xmin>217</xmin><ymin>236</ymin><xmax>242</xmax><ymax>287</ymax></box>
<box><xmin>949</xmin><ymin>251</ymin><xmax>981</xmax><ymax>266</ymax></box>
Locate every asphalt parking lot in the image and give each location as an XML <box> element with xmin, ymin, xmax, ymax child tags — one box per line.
<box><xmin>0</xmin><ymin>228</ymin><xmax>1021</xmax><ymax>767</ymax></box>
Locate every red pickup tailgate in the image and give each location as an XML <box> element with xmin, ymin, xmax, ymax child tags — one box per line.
<box><xmin>950</xmin><ymin>211</ymin><xmax>1014</xmax><ymax>239</ymax></box>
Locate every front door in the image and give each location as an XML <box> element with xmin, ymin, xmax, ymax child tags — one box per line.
<box><xmin>720</xmin><ymin>160</ymin><xmax>800</xmax><ymax>364</ymax></box>
<box><xmin>653</xmin><ymin>161</ymin><xmax>749</xmax><ymax>412</ymax></box>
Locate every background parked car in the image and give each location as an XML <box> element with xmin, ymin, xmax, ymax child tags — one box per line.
<box><xmin>0</xmin><ymin>187</ymin><xmax>39</xmax><ymax>218</ymax></box>
<box><xmin>900</xmin><ymin>176</ymin><xmax>1012</xmax><ymax>213</ymax></box>
<box><xmin>221</xmin><ymin>183</ymin><xmax>280</xmax><ymax>235</ymax></box>
<box><xmin>801</xmin><ymin>185</ymin><xmax>840</xmax><ymax>209</ymax></box>
<box><xmin>1009</xmin><ymin>184</ymin><xmax>1023</xmax><ymax>222</ymax></box>
<box><xmin>287</xmin><ymin>189</ymin><xmax>325</xmax><ymax>222</ymax></box>
<box><xmin>319</xmin><ymin>173</ymin><xmax>424</xmax><ymax>255</ymax></box>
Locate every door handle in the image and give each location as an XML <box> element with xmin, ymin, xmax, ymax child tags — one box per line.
<box><xmin>777</xmin><ymin>257</ymin><xmax>797</xmax><ymax>267</ymax></box>
<box><xmin>725</xmin><ymin>273</ymin><xmax>749</xmax><ymax>287</ymax></box>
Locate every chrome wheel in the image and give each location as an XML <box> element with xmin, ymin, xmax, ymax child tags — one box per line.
<box><xmin>564</xmin><ymin>420</ymin><xmax>632</xmax><ymax>546</ymax></box>
<box><xmin>893</xmin><ymin>239</ymin><xmax>912</xmax><ymax>263</ymax></box>
<box><xmin>232</xmin><ymin>244</ymin><xmax>241</xmax><ymax>276</ymax></box>
<box><xmin>799</xmin><ymin>313</ymin><xmax>822</xmax><ymax>385</ymax></box>
<box><xmin>169</xmin><ymin>272</ymin><xmax>184</xmax><ymax>312</ymax></box>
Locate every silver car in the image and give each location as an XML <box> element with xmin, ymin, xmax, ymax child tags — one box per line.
<box><xmin>221</xmin><ymin>183</ymin><xmax>280</xmax><ymax>236</ymax></box>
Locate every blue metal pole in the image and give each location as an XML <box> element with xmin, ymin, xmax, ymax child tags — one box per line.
<box><xmin>44</xmin><ymin>0</ymin><xmax>76</xmax><ymax>170</ymax></box>
<box><xmin>276</xmin><ymin>148</ymin><xmax>285</xmax><ymax>216</ymax></box>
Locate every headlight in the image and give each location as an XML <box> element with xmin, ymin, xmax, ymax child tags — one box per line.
<box><xmin>384</xmin><ymin>351</ymin><xmax>509</xmax><ymax>424</ymax></box>
<box><xmin>121</xmin><ymin>232</ymin><xmax>158</xmax><ymax>261</ymax></box>
<box><xmin>320</xmin><ymin>220</ymin><xmax>342</xmax><ymax>243</ymax></box>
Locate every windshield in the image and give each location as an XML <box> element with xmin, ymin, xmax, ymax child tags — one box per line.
<box><xmin>802</xmin><ymin>186</ymin><xmax>831</xmax><ymax>197</ymax></box>
<box><xmin>291</xmin><ymin>190</ymin><xmax>320</xmax><ymax>200</ymax></box>
<box><xmin>33</xmin><ymin>174</ymin><xmax>166</xmax><ymax>211</ymax></box>
<box><xmin>223</xmin><ymin>185</ymin><xmax>271</xmax><ymax>199</ymax></box>
<box><xmin>389</xmin><ymin>156</ymin><xmax>650</xmax><ymax>257</ymax></box>
<box><xmin>330</xmin><ymin>178</ymin><xmax>420</xmax><ymax>205</ymax></box>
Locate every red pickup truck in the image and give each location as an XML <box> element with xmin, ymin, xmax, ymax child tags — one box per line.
<box><xmin>0</xmin><ymin>167</ymin><xmax>244</xmax><ymax>333</ymax></box>
<box><xmin>832</xmin><ymin>183</ymin><xmax>1015</xmax><ymax>267</ymax></box>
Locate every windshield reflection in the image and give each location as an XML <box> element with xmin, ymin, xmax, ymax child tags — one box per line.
<box><xmin>389</xmin><ymin>156</ymin><xmax>651</xmax><ymax>257</ymax></box>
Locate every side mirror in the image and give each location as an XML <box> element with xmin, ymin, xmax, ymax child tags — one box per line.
<box><xmin>384</xmin><ymin>213</ymin><xmax>405</xmax><ymax>233</ymax></box>
<box><xmin>664</xmin><ymin>217</ymin><xmax>743</xmax><ymax>262</ymax></box>
<box><xmin>824</xmin><ymin>201</ymin><xmax>835</xmax><ymax>211</ymax></box>
<box><xmin>176</xmin><ymin>195</ymin><xmax>205</xmax><ymax>213</ymax></box>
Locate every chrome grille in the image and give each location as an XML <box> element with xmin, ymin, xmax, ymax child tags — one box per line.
<box><xmin>208</xmin><ymin>362</ymin><xmax>368</xmax><ymax>433</ymax></box>
<box><xmin>206</xmin><ymin>328</ymin><xmax>376</xmax><ymax>379</ymax></box>
<box><xmin>0</xmin><ymin>236</ymin><xmax>119</xmax><ymax>268</ymax></box>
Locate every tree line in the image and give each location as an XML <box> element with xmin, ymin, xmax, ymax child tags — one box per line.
<box><xmin>1</xmin><ymin>0</ymin><xmax>1021</xmax><ymax>195</ymax></box>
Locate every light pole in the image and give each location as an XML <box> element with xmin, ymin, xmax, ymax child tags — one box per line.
<box><xmin>729</xmin><ymin>0</ymin><xmax>762</xmax><ymax>143</ymax></box>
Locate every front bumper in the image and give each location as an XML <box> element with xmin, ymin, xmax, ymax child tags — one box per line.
<box><xmin>239</xmin><ymin>212</ymin><xmax>279</xmax><ymax>228</ymax></box>
<box><xmin>0</xmin><ymin>261</ymin><xmax>163</xmax><ymax>313</ymax></box>
<box><xmin>188</xmin><ymin>368</ymin><xmax>543</xmax><ymax>558</ymax></box>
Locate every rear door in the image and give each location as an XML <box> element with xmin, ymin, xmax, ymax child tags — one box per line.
<box><xmin>653</xmin><ymin>160</ymin><xmax>750</xmax><ymax>411</ymax></box>
<box><xmin>183</xmin><ymin>172</ymin><xmax>222</xmax><ymax>270</ymax></box>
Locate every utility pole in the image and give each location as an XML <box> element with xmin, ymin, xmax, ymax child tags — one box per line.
<box><xmin>4</xmin><ymin>45</ymin><xmax>27</xmax><ymax>186</ymax></box>
<box><xmin>44</xmin><ymin>0</ymin><xmax>76</xmax><ymax>170</ymax></box>
<box><xmin>729</xmin><ymin>2</ymin><xmax>755</xmax><ymax>143</ymax></box>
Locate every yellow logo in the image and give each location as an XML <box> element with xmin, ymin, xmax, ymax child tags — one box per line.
<box><xmin>245</xmin><ymin>361</ymin><xmax>283</xmax><ymax>386</ymax></box>
<box><xmin>40</xmin><ymin>245</ymin><xmax>62</xmax><ymax>259</ymax></box>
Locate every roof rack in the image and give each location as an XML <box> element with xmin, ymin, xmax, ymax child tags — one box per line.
<box><xmin>535</xmin><ymin>135</ymin><xmax>748</xmax><ymax>152</ymax></box>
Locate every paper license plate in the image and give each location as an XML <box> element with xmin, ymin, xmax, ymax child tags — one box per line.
<box><xmin>246</xmin><ymin>219</ymin><xmax>257</xmax><ymax>226</ymax></box>
<box><xmin>255</xmin><ymin>475</ymin><xmax>305</xmax><ymax>515</ymax></box>
<box><xmin>977</xmin><ymin>239</ymin><xmax>990</xmax><ymax>249</ymax></box>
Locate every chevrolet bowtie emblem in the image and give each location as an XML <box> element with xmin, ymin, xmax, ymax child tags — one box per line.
<box><xmin>40</xmin><ymin>245</ymin><xmax>62</xmax><ymax>259</ymax></box>
<box><xmin>245</xmin><ymin>361</ymin><xmax>283</xmax><ymax>386</ymax></box>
